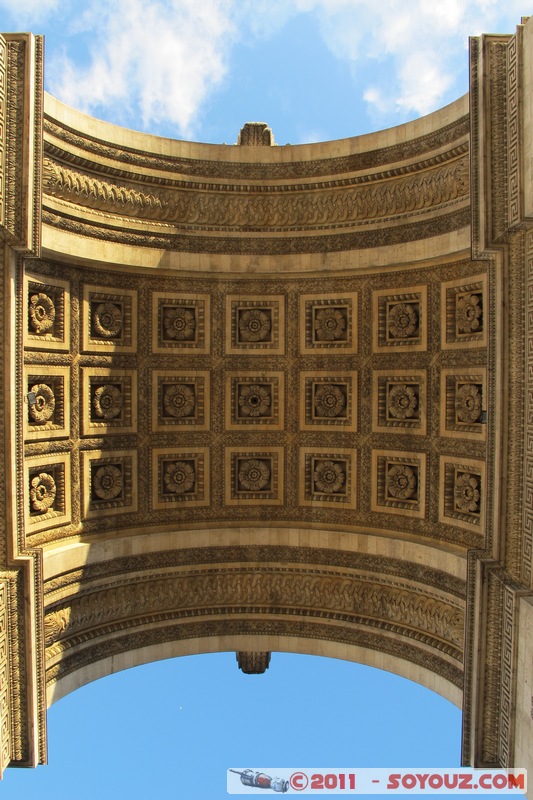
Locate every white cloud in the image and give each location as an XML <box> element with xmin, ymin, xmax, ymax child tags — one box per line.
<box><xmin>0</xmin><ymin>0</ymin><xmax>61</xmax><ymax>23</ymax></box>
<box><xmin>47</xmin><ymin>0</ymin><xmax>235</xmax><ymax>137</ymax></box>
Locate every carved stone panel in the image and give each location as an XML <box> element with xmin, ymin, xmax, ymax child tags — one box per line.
<box><xmin>24</xmin><ymin>366</ymin><xmax>70</xmax><ymax>441</ymax></box>
<box><xmin>152</xmin><ymin>292</ymin><xmax>210</xmax><ymax>354</ymax></box>
<box><xmin>440</xmin><ymin>368</ymin><xmax>487</xmax><ymax>440</ymax></box>
<box><xmin>225</xmin><ymin>372</ymin><xmax>284</xmax><ymax>430</ymax></box>
<box><xmin>24</xmin><ymin>273</ymin><xmax>70</xmax><ymax>351</ymax></box>
<box><xmin>441</xmin><ymin>274</ymin><xmax>487</xmax><ymax>349</ymax></box>
<box><xmin>225</xmin><ymin>295</ymin><xmax>285</xmax><ymax>355</ymax></box>
<box><xmin>373</xmin><ymin>286</ymin><xmax>427</xmax><ymax>352</ymax></box>
<box><xmin>299</xmin><ymin>371</ymin><xmax>357</xmax><ymax>432</ymax></box>
<box><xmin>300</xmin><ymin>447</ymin><xmax>357</xmax><ymax>509</ymax></box>
<box><xmin>81</xmin><ymin>369</ymin><xmax>137</xmax><ymax>435</ymax></box>
<box><xmin>24</xmin><ymin>453</ymin><xmax>71</xmax><ymax>535</ymax></box>
<box><xmin>300</xmin><ymin>292</ymin><xmax>358</xmax><ymax>354</ymax></box>
<box><xmin>152</xmin><ymin>370</ymin><xmax>210</xmax><ymax>432</ymax></box>
<box><xmin>225</xmin><ymin>447</ymin><xmax>284</xmax><ymax>505</ymax></box>
<box><xmin>81</xmin><ymin>450</ymin><xmax>138</xmax><ymax>519</ymax></box>
<box><xmin>372</xmin><ymin>450</ymin><xmax>426</xmax><ymax>518</ymax></box>
<box><xmin>151</xmin><ymin>448</ymin><xmax>210</xmax><ymax>510</ymax></box>
<box><xmin>372</xmin><ymin>370</ymin><xmax>426</xmax><ymax>435</ymax></box>
<box><xmin>82</xmin><ymin>284</ymin><xmax>137</xmax><ymax>353</ymax></box>
<box><xmin>439</xmin><ymin>456</ymin><xmax>485</xmax><ymax>532</ymax></box>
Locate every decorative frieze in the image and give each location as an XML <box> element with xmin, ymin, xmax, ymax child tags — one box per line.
<box><xmin>300</xmin><ymin>293</ymin><xmax>357</xmax><ymax>354</ymax></box>
<box><xmin>152</xmin><ymin>448</ymin><xmax>210</xmax><ymax>509</ymax></box>
<box><xmin>225</xmin><ymin>447</ymin><xmax>283</xmax><ymax>505</ymax></box>
<box><xmin>373</xmin><ymin>370</ymin><xmax>426</xmax><ymax>434</ymax></box>
<box><xmin>225</xmin><ymin>372</ymin><xmax>284</xmax><ymax>430</ymax></box>
<box><xmin>441</xmin><ymin>274</ymin><xmax>487</xmax><ymax>349</ymax></box>
<box><xmin>25</xmin><ymin>453</ymin><xmax>70</xmax><ymax>534</ymax></box>
<box><xmin>439</xmin><ymin>456</ymin><xmax>485</xmax><ymax>532</ymax></box>
<box><xmin>299</xmin><ymin>371</ymin><xmax>357</xmax><ymax>431</ymax></box>
<box><xmin>81</xmin><ymin>369</ymin><xmax>137</xmax><ymax>435</ymax></box>
<box><xmin>373</xmin><ymin>286</ymin><xmax>427</xmax><ymax>352</ymax></box>
<box><xmin>24</xmin><ymin>273</ymin><xmax>70</xmax><ymax>351</ymax></box>
<box><xmin>225</xmin><ymin>295</ymin><xmax>285</xmax><ymax>355</ymax></box>
<box><xmin>300</xmin><ymin>447</ymin><xmax>357</xmax><ymax>509</ymax></box>
<box><xmin>372</xmin><ymin>450</ymin><xmax>426</xmax><ymax>518</ymax></box>
<box><xmin>152</xmin><ymin>370</ymin><xmax>210</xmax><ymax>431</ymax></box>
<box><xmin>24</xmin><ymin>366</ymin><xmax>70</xmax><ymax>441</ymax></box>
<box><xmin>81</xmin><ymin>450</ymin><xmax>138</xmax><ymax>519</ymax></box>
<box><xmin>82</xmin><ymin>284</ymin><xmax>137</xmax><ymax>353</ymax></box>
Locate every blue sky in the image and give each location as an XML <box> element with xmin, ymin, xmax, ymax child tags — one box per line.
<box><xmin>0</xmin><ymin>2</ymin><xmax>529</xmax><ymax>798</ymax></box>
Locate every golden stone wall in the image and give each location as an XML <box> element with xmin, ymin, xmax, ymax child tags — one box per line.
<box><xmin>0</xmin><ymin>19</ymin><xmax>532</xmax><ymax>792</ymax></box>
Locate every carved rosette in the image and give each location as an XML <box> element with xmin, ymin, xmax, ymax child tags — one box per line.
<box><xmin>456</xmin><ymin>293</ymin><xmax>482</xmax><ymax>334</ymax></box>
<box><xmin>92</xmin><ymin>302</ymin><xmax>123</xmax><ymax>338</ymax></box>
<box><xmin>30</xmin><ymin>472</ymin><xmax>56</xmax><ymax>513</ymax></box>
<box><xmin>163</xmin><ymin>384</ymin><xmax>196</xmax><ymax>418</ymax></box>
<box><xmin>163</xmin><ymin>461</ymin><xmax>196</xmax><ymax>494</ymax></box>
<box><xmin>238</xmin><ymin>459</ymin><xmax>271</xmax><ymax>492</ymax></box>
<box><xmin>92</xmin><ymin>384</ymin><xmax>123</xmax><ymax>420</ymax></box>
<box><xmin>29</xmin><ymin>292</ymin><xmax>55</xmax><ymax>334</ymax></box>
<box><xmin>238</xmin><ymin>384</ymin><xmax>272</xmax><ymax>418</ymax></box>
<box><xmin>314</xmin><ymin>307</ymin><xmax>347</xmax><ymax>342</ymax></box>
<box><xmin>387</xmin><ymin>384</ymin><xmax>418</xmax><ymax>420</ymax></box>
<box><xmin>387</xmin><ymin>302</ymin><xmax>419</xmax><ymax>340</ymax></box>
<box><xmin>386</xmin><ymin>464</ymin><xmax>418</xmax><ymax>500</ymax></box>
<box><xmin>455</xmin><ymin>384</ymin><xmax>482</xmax><ymax>423</ymax></box>
<box><xmin>314</xmin><ymin>384</ymin><xmax>346</xmax><ymax>418</ymax></box>
<box><xmin>162</xmin><ymin>306</ymin><xmax>196</xmax><ymax>341</ymax></box>
<box><xmin>28</xmin><ymin>383</ymin><xmax>55</xmax><ymax>423</ymax></box>
<box><xmin>92</xmin><ymin>465</ymin><xmax>123</xmax><ymax>501</ymax></box>
<box><xmin>313</xmin><ymin>460</ymin><xmax>346</xmax><ymax>494</ymax></box>
<box><xmin>454</xmin><ymin>472</ymin><xmax>481</xmax><ymax>514</ymax></box>
<box><xmin>238</xmin><ymin>308</ymin><xmax>272</xmax><ymax>343</ymax></box>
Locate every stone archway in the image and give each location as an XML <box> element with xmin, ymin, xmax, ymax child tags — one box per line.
<box><xmin>0</xmin><ymin>21</ymin><xmax>532</xmax><ymax>791</ymax></box>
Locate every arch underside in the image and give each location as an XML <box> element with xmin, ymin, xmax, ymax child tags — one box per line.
<box><xmin>2</xmin><ymin>21</ymin><xmax>533</xmax><ymax>785</ymax></box>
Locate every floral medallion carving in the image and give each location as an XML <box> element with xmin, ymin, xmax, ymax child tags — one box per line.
<box><xmin>226</xmin><ymin>296</ymin><xmax>284</xmax><ymax>354</ymax></box>
<box><xmin>300</xmin><ymin>293</ymin><xmax>357</xmax><ymax>353</ymax></box>
<box><xmin>83</xmin><ymin>285</ymin><xmax>137</xmax><ymax>352</ymax></box>
<box><xmin>455</xmin><ymin>384</ymin><xmax>482</xmax><ymax>423</ymax></box>
<box><xmin>162</xmin><ymin>306</ymin><xmax>196</xmax><ymax>341</ymax></box>
<box><xmin>453</xmin><ymin>472</ymin><xmax>481</xmax><ymax>514</ymax></box>
<box><xmin>373</xmin><ymin>451</ymin><xmax>426</xmax><ymax>517</ymax></box>
<box><xmin>386</xmin><ymin>464</ymin><xmax>418</xmax><ymax>500</ymax></box>
<box><xmin>226</xmin><ymin>374</ymin><xmax>283</xmax><ymax>429</ymax></box>
<box><xmin>153</xmin><ymin>449</ymin><xmax>209</xmax><ymax>508</ymax></box>
<box><xmin>441</xmin><ymin>369</ymin><xmax>486</xmax><ymax>439</ymax></box>
<box><xmin>92</xmin><ymin>465</ymin><xmax>123</xmax><ymax>501</ymax></box>
<box><xmin>28</xmin><ymin>383</ymin><xmax>55</xmax><ymax>423</ymax></box>
<box><xmin>153</xmin><ymin>372</ymin><xmax>209</xmax><ymax>430</ymax></box>
<box><xmin>387</xmin><ymin>384</ymin><xmax>418</xmax><ymax>420</ymax></box>
<box><xmin>30</xmin><ymin>472</ymin><xmax>56</xmax><ymax>513</ymax></box>
<box><xmin>83</xmin><ymin>370</ymin><xmax>136</xmax><ymax>434</ymax></box>
<box><xmin>29</xmin><ymin>292</ymin><xmax>55</xmax><ymax>334</ymax></box>
<box><xmin>456</xmin><ymin>292</ymin><xmax>482</xmax><ymax>335</ymax></box>
<box><xmin>373</xmin><ymin>372</ymin><xmax>425</xmax><ymax>434</ymax></box>
<box><xmin>440</xmin><ymin>457</ymin><xmax>484</xmax><ymax>533</ymax></box>
<box><xmin>226</xmin><ymin>448</ymin><xmax>283</xmax><ymax>505</ymax></box>
<box><xmin>314</xmin><ymin>384</ymin><xmax>346</xmax><ymax>418</ymax></box>
<box><xmin>163</xmin><ymin>383</ymin><xmax>196</xmax><ymax>418</ymax></box>
<box><xmin>301</xmin><ymin>373</ymin><xmax>356</xmax><ymax>431</ymax></box>
<box><xmin>25</xmin><ymin>275</ymin><xmax>69</xmax><ymax>350</ymax></box>
<box><xmin>373</xmin><ymin>287</ymin><xmax>427</xmax><ymax>352</ymax></box>
<box><xmin>25</xmin><ymin>456</ymin><xmax>70</xmax><ymax>533</ymax></box>
<box><xmin>92</xmin><ymin>384</ymin><xmax>124</xmax><ymax>420</ymax></box>
<box><xmin>153</xmin><ymin>293</ymin><xmax>210</xmax><ymax>353</ymax></box>
<box><xmin>442</xmin><ymin>275</ymin><xmax>487</xmax><ymax>348</ymax></box>
<box><xmin>91</xmin><ymin>302</ymin><xmax>123</xmax><ymax>339</ymax></box>
<box><xmin>238</xmin><ymin>384</ymin><xmax>271</xmax><ymax>417</ymax></box>
<box><xmin>238</xmin><ymin>459</ymin><xmax>271</xmax><ymax>491</ymax></box>
<box><xmin>163</xmin><ymin>461</ymin><xmax>196</xmax><ymax>494</ymax></box>
<box><xmin>301</xmin><ymin>448</ymin><xmax>356</xmax><ymax>508</ymax></box>
<box><xmin>82</xmin><ymin>451</ymin><xmax>137</xmax><ymax>518</ymax></box>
